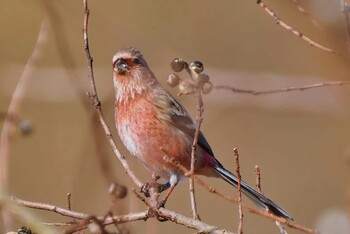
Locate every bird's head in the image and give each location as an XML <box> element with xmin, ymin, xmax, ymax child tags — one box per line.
<box><xmin>112</xmin><ymin>47</ymin><xmax>156</xmax><ymax>102</ymax></box>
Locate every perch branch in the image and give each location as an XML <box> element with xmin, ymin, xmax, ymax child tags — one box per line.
<box><xmin>82</xmin><ymin>0</ymin><xmax>142</xmax><ymax>188</ymax></box>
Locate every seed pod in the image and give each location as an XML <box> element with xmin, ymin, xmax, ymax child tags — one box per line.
<box><xmin>167</xmin><ymin>73</ymin><xmax>180</xmax><ymax>87</ymax></box>
<box><xmin>189</xmin><ymin>61</ymin><xmax>204</xmax><ymax>75</ymax></box>
<box><xmin>178</xmin><ymin>80</ymin><xmax>195</xmax><ymax>95</ymax></box>
<box><xmin>196</xmin><ymin>73</ymin><xmax>209</xmax><ymax>84</ymax></box>
<box><xmin>170</xmin><ymin>58</ymin><xmax>185</xmax><ymax>72</ymax></box>
<box><xmin>202</xmin><ymin>81</ymin><xmax>213</xmax><ymax>94</ymax></box>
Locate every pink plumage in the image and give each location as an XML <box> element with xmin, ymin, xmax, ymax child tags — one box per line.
<box><xmin>112</xmin><ymin>47</ymin><xmax>293</xmax><ymax>220</ymax></box>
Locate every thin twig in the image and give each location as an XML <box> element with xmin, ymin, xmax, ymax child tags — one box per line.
<box><xmin>82</xmin><ymin>0</ymin><xmax>142</xmax><ymax>188</ymax></box>
<box><xmin>256</xmin><ymin>0</ymin><xmax>334</xmax><ymax>53</ymax></box>
<box><xmin>67</xmin><ymin>193</ymin><xmax>72</xmax><ymax>211</ymax></box>
<box><xmin>164</xmin><ymin>156</ymin><xmax>317</xmax><ymax>233</ymax></box>
<box><xmin>254</xmin><ymin>166</ymin><xmax>288</xmax><ymax>234</ymax></box>
<box><xmin>12</xmin><ymin>196</ymin><xmax>233</xmax><ymax>234</ymax></box>
<box><xmin>214</xmin><ymin>81</ymin><xmax>350</xmax><ymax>95</ymax></box>
<box><xmin>131</xmin><ymin>188</ymin><xmax>150</xmax><ymax>207</ymax></box>
<box><xmin>158</xmin><ymin>208</ymin><xmax>235</xmax><ymax>234</ymax></box>
<box><xmin>12</xmin><ymin>196</ymin><xmax>148</xmax><ymax>226</ymax></box>
<box><xmin>0</xmin><ymin>19</ymin><xmax>49</xmax><ymax>232</ymax></box>
<box><xmin>275</xmin><ymin>220</ymin><xmax>289</xmax><ymax>234</ymax></box>
<box><xmin>188</xmin><ymin>87</ymin><xmax>204</xmax><ymax>221</ymax></box>
<box><xmin>234</xmin><ymin>149</ymin><xmax>243</xmax><ymax>234</ymax></box>
<box><xmin>0</xmin><ymin>195</ymin><xmax>55</xmax><ymax>234</ymax></box>
<box><xmin>42</xmin><ymin>222</ymin><xmax>75</xmax><ymax>226</ymax></box>
<box><xmin>254</xmin><ymin>165</ymin><xmax>262</xmax><ymax>193</ymax></box>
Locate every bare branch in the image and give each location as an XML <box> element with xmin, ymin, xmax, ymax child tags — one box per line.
<box><xmin>82</xmin><ymin>0</ymin><xmax>142</xmax><ymax>188</ymax></box>
<box><xmin>0</xmin><ymin>195</ymin><xmax>55</xmax><ymax>234</ymax></box>
<box><xmin>254</xmin><ymin>166</ymin><xmax>288</xmax><ymax>234</ymax></box>
<box><xmin>188</xmin><ymin>87</ymin><xmax>204</xmax><ymax>221</ymax></box>
<box><xmin>254</xmin><ymin>165</ymin><xmax>262</xmax><ymax>193</ymax></box>
<box><xmin>12</xmin><ymin>196</ymin><xmax>148</xmax><ymax>226</ymax></box>
<box><xmin>215</xmin><ymin>81</ymin><xmax>350</xmax><ymax>95</ymax></box>
<box><xmin>157</xmin><ymin>208</ymin><xmax>235</xmax><ymax>234</ymax></box>
<box><xmin>234</xmin><ymin>148</ymin><xmax>243</xmax><ymax>234</ymax></box>
<box><xmin>164</xmin><ymin>156</ymin><xmax>317</xmax><ymax>233</ymax></box>
<box><xmin>0</xmin><ymin>19</ymin><xmax>49</xmax><ymax>231</ymax></box>
<box><xmin>256</xmin><ymin>0</ymin><xmax>334</xmax><ymax>53</ymax></box>
<box><xmin>12</xmin><ymin>196</ymin><xmax>235</xmax><ymax>234</ymax></box>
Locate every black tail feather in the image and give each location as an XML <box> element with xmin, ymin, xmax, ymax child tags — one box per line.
<box><xmin>215</xmin><ymin>166</ymin><xmax>293</xmax><ymax>220</ymax></box>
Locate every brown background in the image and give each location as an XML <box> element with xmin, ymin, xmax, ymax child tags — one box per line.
<box><xmin>1</xmin><ymin>1</ymin><xmax>350</xmax><ymax>233</ymax></box>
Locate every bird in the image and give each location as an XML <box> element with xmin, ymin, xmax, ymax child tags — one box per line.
<box><xmin>112</xmin><ymin>47</ymin><xmax>293</xmax><ymax>220</ymax></box>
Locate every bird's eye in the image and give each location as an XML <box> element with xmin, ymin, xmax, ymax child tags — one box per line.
<box><xmin>133</xmin><ymin>58</ymin><xmax>142</xmax><ymax>65</ymax></box>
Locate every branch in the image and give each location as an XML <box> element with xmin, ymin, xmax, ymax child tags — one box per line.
<box><xmin>1</xmin><ymin>195</ymin><xmax>56</xmax><ymax>234</ymax></box>
<box><xmin>164</xmin><ymin>156</ymin><xmax>317</xmax><ymax>234</ymax></box>
<box><xmin>214</xmin><ymin>81</ymin><xmax>350</xmax><ymax>95</ymax></box>
<box><xmin>234</xmin><ymin>149</ymin><xmax>243</xmax><ymax>234</ymax></box>
<box><xmin>12</xmin><ymin>196</ymin><xmax>234</xmax><ymax>234</ymax></box>
<box><xmin>257</xmin><ymin>0</ymin><xmax>334</xmax><ymax>53</ymax></box>
<box><xmin>189</xmin><ymin>86</ymin><xmax>204</xmax><ymax>221</ymax></box>
<box><xmin>11</xmin><ymin>197</ymin><xmax>148</xmax><ymax>228</ymax></box>
<box><xmin>158</xmin><ymin>208</ymin><xmax>235</xmax><ymax>234</ymax></box>
<box><xmin>82</xmin><ymin>0</ymin><xmax>142</xmax><ymax>188</ymax></box>
<box><xmin>0</xmin><ymin>19</ymin><xmax>49</xmax><ymax>232</ymax></box>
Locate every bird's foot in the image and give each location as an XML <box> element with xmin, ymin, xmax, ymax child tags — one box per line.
<box><xmin>140</xmin><ymin>183</ymin><xmax>151</xmax><ymax>197</ymax></box>
<box><xmin>142</xmin><ymin>180</ymin><xmax>171</xmax><ymax>197</ymax></box>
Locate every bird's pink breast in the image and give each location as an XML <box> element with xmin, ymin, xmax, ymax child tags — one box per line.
<box><xmin>115</xmin><ymin>93</ymin><xmax>192</xmax><ymax>178</ymax></box>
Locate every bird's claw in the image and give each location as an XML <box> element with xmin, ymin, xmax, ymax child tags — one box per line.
<box><xmin>156</xmin><ymin>215</ymin><xmax>169</xmax><ymax>222</ymax></box>
<box><xmin>140</xmin><ymin>183</ymin><xmax>151</xmax><ymax>197</ymax></box>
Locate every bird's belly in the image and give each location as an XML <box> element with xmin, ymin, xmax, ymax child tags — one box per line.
<box><xmin>116</xmin><ymin>103</ymin><xmax>191</xmax><ymax>179</ymax></box>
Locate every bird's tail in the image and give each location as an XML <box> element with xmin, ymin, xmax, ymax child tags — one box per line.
<box><xmin>214</xmin><ymin>166</ymin><xmax>293</xmax><ymax>220</ymax></box>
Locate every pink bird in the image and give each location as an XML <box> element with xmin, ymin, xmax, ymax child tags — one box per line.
<box><xmin>112</xmin><ymin>47</ymin><xmax>293</xmax><ymax>220</ymax></box>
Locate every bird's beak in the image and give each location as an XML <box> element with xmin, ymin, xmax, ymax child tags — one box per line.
<box><xmin>114</xmin><ymin>60</ymin><xmax>130</xmax><ymax>74</ymax></box>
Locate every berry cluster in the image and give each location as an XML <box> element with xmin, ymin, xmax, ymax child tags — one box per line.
<box><xmin>167</xmin><ymin>58</ymin><xmax>213</xmax><ymax>95</ymax></box>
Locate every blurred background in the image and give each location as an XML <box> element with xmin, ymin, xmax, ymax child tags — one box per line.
<box><xmin>1</xmin><ymin>0</ymin><xmax>350</xmax><ymax>233</ymax></box>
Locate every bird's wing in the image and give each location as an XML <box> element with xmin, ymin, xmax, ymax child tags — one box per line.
<box><xmin>167</xmin><ymin>96</ymin><xmax>215</xmax><ymax>158</ymax></box>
